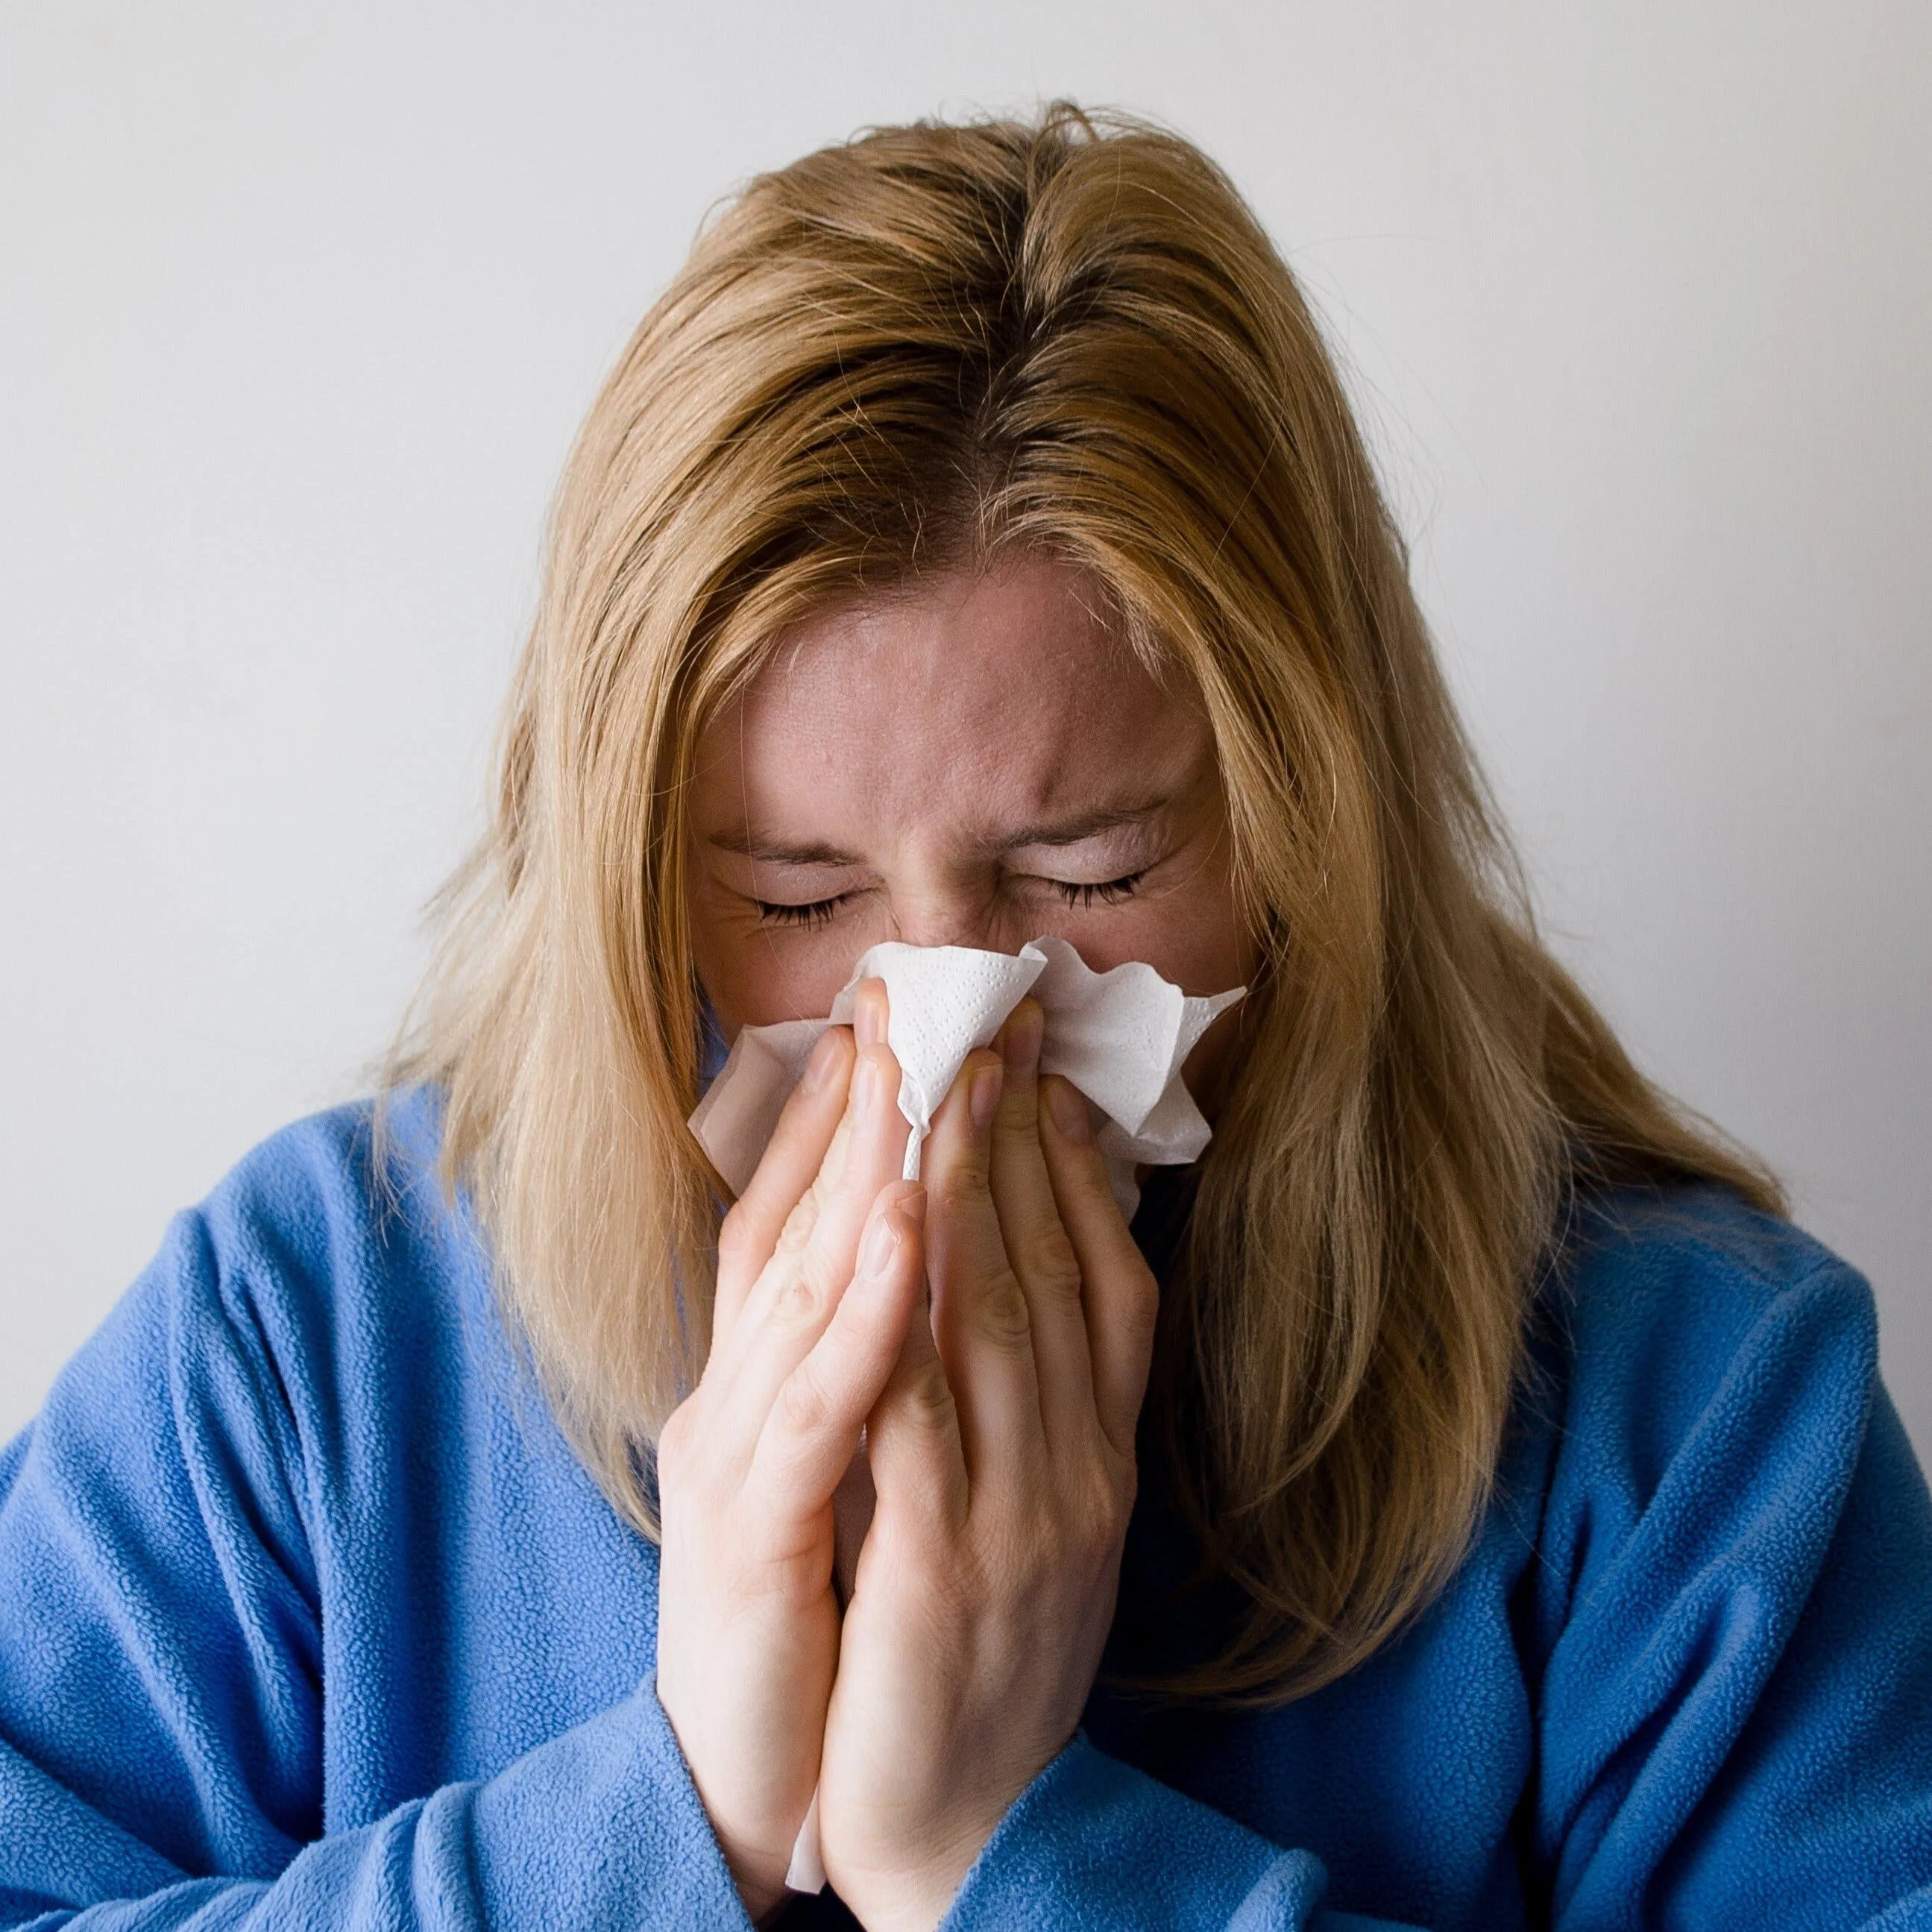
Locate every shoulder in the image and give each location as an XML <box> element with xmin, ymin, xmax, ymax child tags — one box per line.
<box><xmin>1557</xmin><ymin>1180</ymin><xmax>1872</xmax><ymax>1347</ymax></box>
<box><xmin>174</xmin><ymin>1084</ymin><xmax>476</xmax><ymax>1332</ymax></box>
<box><xmin>1514</xmin><ymin>1185</ymin><xmax>1891</xmax><ymax>1644</ymax></box>
<box><xmin>189</xmin><ymin>1085</ymin><xmax>455</xmax><ymax>1286</ymax></box>
<box><xmin>1498</xmin><ymin>1201</ymin><xmax>1932</xmax><ymax>1922</ymax></box>
<box><xmin>6</xmin><ymin>1092</ymin><xmax>475</xmax><ymax>1609</ymax></box>
<box><xmin>62</xmin><ymin>1087</ymin><xmax>494</xmax><ymax>1495</ymax></box>
<box><xmin>31</xmin><ymin>1095</ymin><xmax>429</xmax><ymax>1411</ymax></box>
<box><xmin>184</xmin><ymin>1083</ymin><xmax>491</xmax><ymax>1406</ymax></box>
<box><xmin>1544</xmin><ymin>1185</ymin><xmax>1878</xmax><ymax>1499</ymax></box>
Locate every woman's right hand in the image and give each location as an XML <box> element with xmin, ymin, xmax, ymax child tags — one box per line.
<box><xmin>655</xmin><ymin>989</ymin><xmax>921</xmax><ymax>1923</ymax></box>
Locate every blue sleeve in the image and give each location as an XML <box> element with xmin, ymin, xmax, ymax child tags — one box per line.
<box><xmin>1526</xmin><ymin>1245</ymin><xmax>1932</xmax><ymax>1926</ymax></box>
<box><xmin>0</xmin><ymin>1213</ymin><xmax>752</xmax><ymax>1932</ymax></box>
<box><xmin>940</xmin><ymin>1739</ymin><xmax>1415</xmax><ymax>1931</ymax></box>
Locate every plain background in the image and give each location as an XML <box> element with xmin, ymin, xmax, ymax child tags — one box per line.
<box><xmin>2</xmin><ymin>1</ymin><xmax>1927</xmax><ymax>1459</ymax></box>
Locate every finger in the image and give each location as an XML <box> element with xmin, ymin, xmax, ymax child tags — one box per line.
<box><xmin>750</xmin><ymin>1184</ymin><xmax>926</xmax><ymax>1523</ymax></box>
<box><xmin>923</xmin><ymin>1047</ymin><xmax>1046</xmax><ymax>1491</ymax></box>
<box><xmin>726</xmin><ymin>1038</ymin><xmax>911</xmax><ymax>1429</ymax></box>
<box><xmin>1038</xmin><ymin>1075</ymin><xmax>1160</xmax><ymax>1461</ymax></box>
<box><xmin>986</xmin><ymin>1001</ymin><xmax>1101</xmax><ymax>1452</ymax></box>
<box><xmin>713</xmin><ymin>1025</ymin><xmax>855</xmax><ymax>1348</ymax></box>
<box><xmin>864</xmin><ymin>1236</ymin><xmax>969</xmax><ymax>1538</ymax></box>
<box><xmin>711</xmin><ymin>978</ymin><xmax>887</xmax><ymax>1352</ymax></box>
<box><xmin>850</xmin><ymin>975</ymin><xmax>887</xmax><ymax>1051</ymax></box>
<box><xmin>792</xmin><ymin>1036</ymin><xmax>912</xmax><ymax>1294</ymax></box>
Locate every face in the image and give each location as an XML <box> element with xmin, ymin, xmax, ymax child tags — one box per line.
<box><xmin>686</xmin><ymin>557</ymin><xmax>1257</xmax><ymax>1105</ymax></box>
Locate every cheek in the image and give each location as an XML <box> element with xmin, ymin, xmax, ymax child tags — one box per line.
<box><xmin>1067</xmin><ymin>903</ymin><xmax>1250</xmax><ymax>995</ymax></box>
<box><xmin>687</xmin><ymin>883</ymin><xmax>872</xmax><ymax>1034</ymax></box>
<box><xmin>1033</xmin><ymin>863</ymin><xmax>1253</xmax><ymax>998</ymax></box>
<box><xmin>1168</xmin><ymin>892</ymin><xmax>1258</xmax><ymax>996</ymax></box>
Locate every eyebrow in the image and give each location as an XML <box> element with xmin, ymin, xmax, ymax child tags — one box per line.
<box><xmin>998</xmin><ymin>801</ymin><xmax>1172</xmax><ymax>848</ymax></box>
<box><xmin>706</xmin><ymin>833</ymin><xmax>866</xmax><ymax>866</ymax></box>
<box><xmin>706</xmin><ymin>799</ymin><xmax>1171</xmax><ymax>866</ymax></box>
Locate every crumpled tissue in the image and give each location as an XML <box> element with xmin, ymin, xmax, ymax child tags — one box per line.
<box><xmin>686</xmin><ymin>935</ymin><xmax>1245</xmax><ymax>1893</ymax></box>
<box><xmin>690</xmin><ymin>934</ymin><xmax>1245</xmax><ymax>1221</ymax></box>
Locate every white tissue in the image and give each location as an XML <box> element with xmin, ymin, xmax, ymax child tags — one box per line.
<box><xmin>690</xmin><ymin>934</ymin><xmax>1245</xmax><ymax>1219</ymax></box>
<box><xmin>686</xmin><ymin>936</ymin><xmax>1244</xmax><ymax>1895</ymax></box>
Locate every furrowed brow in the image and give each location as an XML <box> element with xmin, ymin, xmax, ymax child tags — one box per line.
<box><xmin>1001</xmin><ymin>800</ymin><xmax>1171</xmax><ymax>849</ymax></box>
<box><xmin>708</xmin><ymin>830</ymin><xmax>865</xmax><ymax>867</ymax></box>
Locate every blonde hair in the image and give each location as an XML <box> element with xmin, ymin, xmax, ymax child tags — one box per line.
<box><xmin>394</xmin><ymin>105</ymin><xmax>1781</xmax><ymax>1702</ymax></box>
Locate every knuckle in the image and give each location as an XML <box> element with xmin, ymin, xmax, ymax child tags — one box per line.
<box><xmin>894</xmin><ymin>1355</ymin><xmax>956</xmax><ymax>1435</ymax></box>
<box><xmin>1046</xmin><ymin>1514</ymin><xmax>1109</xmax><ymax>1583</ymax></box>
<box><xmin>775</xmin><ymin>1361</ymin><xmax>837</xmax><ymax>1441</ymax></box>
<box><xmin>992</xmin><ymin>1083</ymin><xmax>1039</xmax><ymax>1143</ymax></box>
<box><xmin>935</xmin><ymin>1159</ymin><xmax>992</xmax><ymax>1215</ymax></box>
<box><xmin>1013</xmin><ymin>1222</ymin><xmax>1083</xmax><ymax>1305</ymax></box>
<box><xmin>1083</xmin><ymin>1469</ymin><xmax>1131</xmax><ymax>1549</ymax></box>
<box><xmin>973</xmin><ymin>1267</ymin><xmax>1033</xmax><ymax>1350</ymax></box>
<box><xmin>1085</xmin><ymin>1469</ymin><xmax>1126</xmax><ymax>1539</ymax></box>
<box><xmin>770</xmin><ymin>1262</ymin><xmax>831</xmax><ymax>1331</ymax></box>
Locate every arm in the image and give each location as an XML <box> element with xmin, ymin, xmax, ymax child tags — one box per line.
<box><xmin>940</xmin><ymin>1737</ymin><xmax>1403</xmax><ymax>1932</ymax></box>
<box><xmin>0</xmin><ymin>1212</ymin><xmax>750</xmax><ymax>1931</ymax></box>
<box><xmin>1528</xmin><ymin>1247</ymin><xmax>1932</xmax><ymax>1928</ymax></box>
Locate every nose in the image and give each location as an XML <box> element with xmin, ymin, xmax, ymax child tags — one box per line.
<box><xmin>887</xmin><ymin>882</ymin><xmax>1008</xmax><ymax>954</ymax></box>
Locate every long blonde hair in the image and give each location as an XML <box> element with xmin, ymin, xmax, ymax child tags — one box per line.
<box><xmin>394</xmin><ymin>105</ymin><xmax>1781</xmax><ymax>1702</ymax></box>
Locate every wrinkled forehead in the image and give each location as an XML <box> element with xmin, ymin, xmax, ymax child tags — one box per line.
<box><xmin>690</xmin><ymin>561</ymin><xmax>1208</xmax><ymax>844</ymax></box>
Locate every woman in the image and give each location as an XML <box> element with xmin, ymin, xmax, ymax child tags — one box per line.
<box><xmin>1</xmin><ymin>106</ymin><xmax>1926</xmax><ymax>1930</ymax></box>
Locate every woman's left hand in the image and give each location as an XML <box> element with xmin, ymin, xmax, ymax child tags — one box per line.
<box><xmin>814</xmin><ymin>997</ymin><xmax>1162</xmax><ymax>1932</ymax></box>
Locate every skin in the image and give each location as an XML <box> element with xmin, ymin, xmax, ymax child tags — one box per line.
<box><xmin>656</xmin><ymin>558</ymin><xmax>1258</xmax><ymax>1928</ymax></box>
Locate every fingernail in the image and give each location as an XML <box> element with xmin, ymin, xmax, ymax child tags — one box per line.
<box><xmin>860</xmin><ymin>1211</ymin><xmax>899</xmax><ymax>1279</ymax></box>
<box><xmin>855</xmin><ymin>980</ymin><xmax>886</xmax><ymax>1049</ymax></box>
<box><xmin>1001</xmin><ymin>1001</ymin><xmax>1042</xmax><ymax>1077</ymax></box>
<box><xmin>969</xmin><ymin>1059</ymin><xmax>1004</xmax><ymax>1133</ymax></box>
<box><xmin>802</xmin><ymin>1028</ymin><xmax>842</xmax><ymax>1094</ymax></box>
<box><xmin>1047</xmin><ymin>1076</ymin><xmax>1094</xmax><ymax>1145</ymax></box>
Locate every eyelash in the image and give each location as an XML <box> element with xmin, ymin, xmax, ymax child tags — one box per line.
<box><xmin>755</xmin><ymin>896</ymin><xmax>849</xmax><ymax>929</ymax></box>
<box><xmin>752</xmin><ymin>870</ymin><xmax>1148</xmax><ymax>928</ymax></box>
<box><xmin>1051</xmin><ymin>869</ymin><xmax>1146</xmax><ymax>910</ymax></box>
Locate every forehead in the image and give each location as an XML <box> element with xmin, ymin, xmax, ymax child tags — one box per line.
<box><xmin>693</xmin><ymin>561</ymin><xmax>1206</xmax><ymax>838</ymax></box>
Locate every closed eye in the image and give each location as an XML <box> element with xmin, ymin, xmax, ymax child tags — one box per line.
<box><xmin>753</xmin><ymin>893</ymin><xmax>852</xmax><ymax>929</ymax></box>
<box><xmin>754</xmin><ymin>869</ymin><xmax>1147</xmax><ymax>927</ymax></box>
<box><xmin>1050</xmin><ymin>870</ymin><xmax>1145</xmax><ymax>910</ymax></box>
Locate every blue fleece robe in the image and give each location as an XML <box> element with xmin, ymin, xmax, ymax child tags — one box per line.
<box><xmin>1</xmin><ymin>1089</ymin><xmax>1928</xmax><ymax>1928</ymax></box>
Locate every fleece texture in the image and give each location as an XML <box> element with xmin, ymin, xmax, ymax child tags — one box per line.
<box><xmin>1</xmin><ymin>1089</ymin><xmax>1928</xmax><ymax>1928</ymax></box>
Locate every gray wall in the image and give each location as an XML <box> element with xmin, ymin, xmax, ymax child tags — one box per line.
<box><xmin>3</xmin><ymin>1</ymin><xmax>1928</xmax><ymax>1455</ymax></box>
